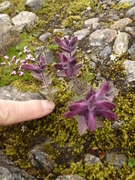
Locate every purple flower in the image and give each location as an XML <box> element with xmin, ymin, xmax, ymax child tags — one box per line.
<box><xmin>55</xmin><ymin>36</ymin><xmax>78</xmax><ymax>53</ymax></box>
<box><xmin>54</xmin><ymin>52</ymin><xmax>77</xmax><ymax>77</ymax></box>
<box><xmin>64</xmin><ymin>81</ymin><xmax>118</xmax><ymax>135</ymax></box>
<box><xmin>21</xmin><ymin>55</ymin><xmax>46</xmax><ymax>75</ymax></box>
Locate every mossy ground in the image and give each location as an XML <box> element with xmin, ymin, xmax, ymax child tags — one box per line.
<box><xmin>0</xmin><ymin>0</ymin><xmax>135</xmax><ymax>179</ymax></box>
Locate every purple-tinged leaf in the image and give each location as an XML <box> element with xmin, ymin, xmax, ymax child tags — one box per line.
<box><xmin>96</xmin><ymin>109</ymin><xmax>118</xmax><ymax>120</ymax></box>
<box><xmin>86</xmin><ymin>86</ymin><xmax>95</xmax><ymax>100</ymax></box>
<box><xmin>21</xmin><ymin>64</ymin><xmax>41</xmax><ymax>73</ymax></box>
<box><xmin>96</xmin><ymin>101</ymin><xmax>116</xmax><ymax>110</ymax></box>
<box><xmin>87</xmin><ymin>111</ymin><xmax>96</xmax><ymax>132</ymax></box>
<box><xmin>54</xmin><ymin>63</ymin><xmax>63</xmax><ymax>70</ymax></box>
<box><xmin>78</xmin><ymin>117</ymin><xmax>88</xmax><ymax>135</ymax></box>
<box><xmin>96</xmin><ymin>81</ymin><xmax>110</xmax><ymax>99</ymax></box>
<box><xmin>65</xmin><ymin>67</ymin><xmax>74</xmax><ymax>77</ymax></box>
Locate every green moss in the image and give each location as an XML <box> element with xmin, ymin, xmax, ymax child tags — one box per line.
<box><xmin>112</xmin><ymin>2</ymin><xmax>130</xmax><ymax>10</ymax></box>
<box><xmin>62</xmin><ymin>16</ymin><xmax>81</xmax><ymax>28</ymax></box>
<box><xmin>67</xmin><ymin>0</ymin><xmax>90</xmax><ymax>15</ymax></box>
<box><xmin>10</xmin><ymin>78</ymin><xmax>42</xmax><ymax>92</ymax></box>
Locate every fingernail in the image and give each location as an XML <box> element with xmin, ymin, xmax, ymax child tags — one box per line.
<box><xmin>41</xmin><ymin>100</ymin><xmax>55</xmax><ymax>111</ymax></box>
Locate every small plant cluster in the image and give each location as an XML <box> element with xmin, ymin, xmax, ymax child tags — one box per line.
<box><xmin>0</xmin><ymin>46</ymin><xmax>35</xmax><ymax>77</ymax></box>
<box><xmin>1</xmin><ymin>36</ymin><xmax>118</xmax><ymax>135</ymax></box>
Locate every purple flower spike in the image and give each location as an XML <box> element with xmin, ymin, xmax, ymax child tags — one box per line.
<box><xmin>21</xmin><ymin>55</ymin><xmax>47</xmax><ymax>81</ymax></box>
<box><xmin>54</xmin><ymin>53</ymin><xmax>77</xmax><ymax>77</ymax></box>
<box><xmin>21</xmin><ymin>55</ymin><xmax>46</xmax><ymax>74</ymax></box>
<box><xmin>55</xmin><ymin>36</ymin><xmax>78</xmax><ymax>53</ymax></box>
<box><xmin>64</xmin><ymin>81</ymin><xmax>118</xmax><ymax>135</ymax></box>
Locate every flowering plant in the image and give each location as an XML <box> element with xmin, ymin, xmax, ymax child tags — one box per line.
<box><xmin>1</xmin><ymin>36</ymin><xmax>118</xmax><ymax>135</ymax></box>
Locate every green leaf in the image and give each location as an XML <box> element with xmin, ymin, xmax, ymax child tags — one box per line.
<box><xmin>128</xmin><ymin>157</ymin><xmax>135</xmax><ymax>168</ymax></box>
<box><xmin>128</xmin><ymin>161</ymin><xmax>133</xmax><ymax>168</ymax></box>
<box><xmin>32</xmin><ymin>33</ymin><xmax>39</xmax><ymax>37</ymax></box>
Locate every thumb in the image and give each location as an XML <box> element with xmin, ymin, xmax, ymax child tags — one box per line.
<box><xmin>0</xmin><ymin>99</ymin><xmax>55</xmax><ymax>126</ymax></box>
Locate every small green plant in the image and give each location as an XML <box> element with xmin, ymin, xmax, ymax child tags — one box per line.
<box><xmin>128</xmin><ymin>157</ymin><xmax>135</xmax><ymax>168</ymax></box>
<box><xmin>90</xmin><ymin>0</ymin><xmax>101</xmax><ymax>12</ymax></box>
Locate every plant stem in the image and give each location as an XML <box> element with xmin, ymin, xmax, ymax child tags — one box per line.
<box><xmin>0</xmin><ymin>54</ymin><xmax>9</xmax><ymax>65</ymax></box>
<box><xmin>41</xmin><ymin>73</ymin><xmax>52</xmax><ymax>99</ymax></box>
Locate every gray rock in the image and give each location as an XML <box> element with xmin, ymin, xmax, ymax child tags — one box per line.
<box><xmin>123</xmin><ymin>60</ymin><xmax>135</xmax><ymax>83</ymax></box>
<box><xmin>89</xmin><ymin>29</ymin><xmax>117</xmax><ymax>46</ymax></box>
<box><xmin>25</xmin><ymin>0</ymin><xmax>44</xmax><ymax>11</ymax></box>
<box><xmin>118</xmin><ymin>0</ymin><xmax>135</xmax><ymax>6</ymax></box>
<box><xmin>39</xmin><ymin>32</ymin><xmax>52</xmax><ymax>42</ymax></box>
<box><xmin>55</xmin><ymin>174</ymin><xmax>86</xmax><ymax>180</ymax></box>
<box><xmin>0</xmin><ymin>150</ymin><xmax>36</xmax><ymax>180</ymax></box>
<box><xmin>0</xmin><ymin>1</ymin><xmax>11</xmax><ymax>12</ymax></box>
<box><xmin>126</xmin><ymin>6</ymin><xmax>135</xmax><ymax>17</ymax></box>
<box><xmin>53</xmin><ymin>28</ymin><xmax>72</xmax><ymax>35</ymax></box>
<box><xmin>74</xmin><ymin>29</ymin><xmax>90</xmax><ymax>40</ymax></box>
<box><xmin>110</xmin><ymin>18</ymin><xmax>132</xmax><ymax>30</ymax></box>
<box><xmin>99</xmin><ymin>46</ymin><xmax>112</xmax><ymax>58</ymax></box>
<box><xmin>0</xmin><ymin>20</ymin><xmax>21</xmax><ymax>54</ymax></box>
<box><xmin>0</xmin><ymin>14</ymin><xmax>10</xmax><ymax>22</ymax></box>
<box><xmin>113</xmin><ymin>32</ymin><xmax>130</xmax><ymax>56</ymax></box>
<box><xmin>28</xmin><ymin>144</ymin><xmax>54</xmax><ymax>175</ymax></box>
<box><xmin>33</xmin><ymin>46</ymin><xmax>54</xmax><ymax>64</ymax></box>
<box><xmin>0</xmin><ymin>86</ymin><xmax>42</xmax><ymax>101</ymax></box>
<box><xmin>112</xmin><ymin>120</ymin><xmax>125</xmax><ymax>129</ymax></box>
<box><xmin>84</xmin><ymin>18</ymin><xmax>99</xmax><ymax>28</ymax></box>
<box><xmin>106</xmin><ymin>152</ymin><xmax>127</xmax><ymax>170</ymax></box>
<box><xmin>84</xmin><ymin>153</ymin><xmax>103</xmax><ymax>166</ymax></box>
<box><xmin>128</xmin><ymin>43</ymin><xmax>135</xmax><ymax>58</ymax></box>
<box><xmin>125</xmin><ymin>26</ymin><xmax>135</xmax><ymax>37</ymax></box>
<box><xmin>12</xmin><ymin>11</ymin><xmax>37</xmax><ymax>31</ymax></box>
<box><xmin>92</xmin><ymin>22</ymin><xmax>100</xmax><ymax>30</ymax></box>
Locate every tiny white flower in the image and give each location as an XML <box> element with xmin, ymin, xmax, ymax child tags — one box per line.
<box><xmin>20</xmin><ymin>60</ymin><xmax>26</xmax><ymax>63</ymax></box>
<box><xmin>11</xmin><ymin>70</ymin><xmax>16</xmax><ymax>75</ymax></box>
<box><xmin>15</xmin><ymin>59</ymin><xmax>20</xmax><ymax>66</ymax></box>
<box><xmin>19</xmin><ymin>66</ymin><xmax>22</xmax><ymax>70</ymax></box>
<box><xmin>19</xmin><ymin>52</ymin><xmax>22</xmax><ymax>56</ymax></box>
<box><xmin>11</xmin><ymin>56</ymin><xmax>16</xmax><ymax>62</ymax></box>
<box><xmin>0</xmin><ymin>62</ymin><xmax>6</xmax><ymax>65</ymax></box>
<box><xmin>19</xmin><ymin>71</ymin><xmax>24</xmax><ymax>76</ymax></box>
<box><xmin>4</xmin><ymin>55</ymin><xmax>9</xmax><ymax>59</ymax></box>
<box><xmin>26</xmin><ymin>54</ymin><xmax>32</xmax><ymax>60</ymax></box>
<box><xmin>21</xmin><ymin>125</ymin><xmax>25</xmax><ymax>132</ymax></box>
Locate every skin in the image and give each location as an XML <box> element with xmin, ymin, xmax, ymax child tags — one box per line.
<box><xmin>0</xmin><ymin>99</ymin><xmax>55</xmax><ymax>126</ymax></box>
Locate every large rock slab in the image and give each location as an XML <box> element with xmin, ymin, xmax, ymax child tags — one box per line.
<box><xmin>12</xmin><ymin>11</ymin><xmax>37</xmax><ymax>31</ymax></box>
<box><xmin>89</xmin><ymin>29</ymin><xmax>117</xmax><ymax>46</ymax></box>
<box><xmin>0</xmin><ymin>20</ymin><xmax>21</xmax><ymax>54</ymax></box>
<box><xmin>0</xmin><ymin>150</ymin><xmax>36</xmax><ymax>180</ymax></box>
<box><xmin>25</xmin><ymin>0</ymin><xmax>44</xmax><ymax>11</ymax></box>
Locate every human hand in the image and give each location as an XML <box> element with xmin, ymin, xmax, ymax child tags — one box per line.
<box><xmin>0</xmin><ymin>99</ymin><xmax>55</xmax><ymax>126</ymax></box>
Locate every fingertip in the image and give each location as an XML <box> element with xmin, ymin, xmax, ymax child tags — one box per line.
<box><xmin>41</xmin><ymin>100</ymin><xmax>55</xmax><ymax>112</ymax></box>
